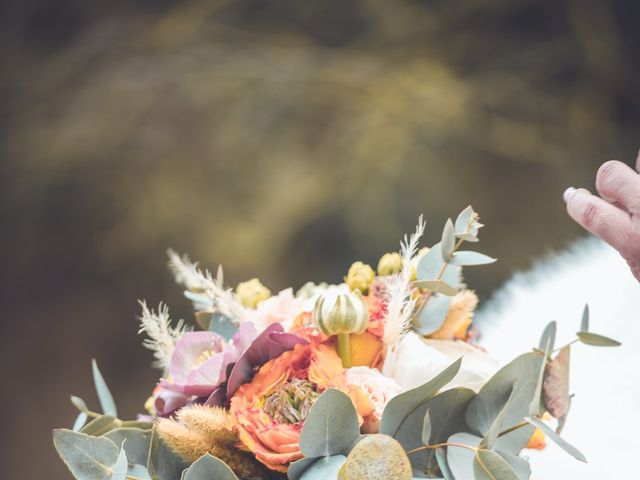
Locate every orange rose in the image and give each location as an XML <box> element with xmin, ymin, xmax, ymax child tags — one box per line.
<box><xmin>230</xmin><ymin>339</ymin><xmax>372</xmax><ymax>472</ymax></box>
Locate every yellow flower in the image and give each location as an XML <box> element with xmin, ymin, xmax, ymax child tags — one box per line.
<box><xmin>345</xmin><ymin>261</ymin><xmax>375</xmax><ymax>293</ymax></box>
<box><xmin>377</xmin><ymin>252</ymin><xmax>403</xmax><ymax>276</ymax></box>
<box><xmin>236</xmin><ymin>278</ymin><xmax>271</xmax><ymax>308</ymax></box>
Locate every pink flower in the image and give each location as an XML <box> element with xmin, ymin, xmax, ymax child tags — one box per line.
<box><xmin>245</xmin><ymin>288</ymin><xmax>303</xmax><ymax>331</ymax></box>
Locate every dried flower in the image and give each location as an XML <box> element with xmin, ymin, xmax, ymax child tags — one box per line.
<box><xmin>344</xmin><ymin>261</ymin><xmax>375</xmax><ymax>293</ymax></box>
<box><xmin>235</xmin><ymin>278</ymin><xmax>271</xmax><ymax>309</ymax></box>
<box><xmin>138</xmin><ymin>301</ymin><xmax>190</xmax><ymax>371</ymax></box>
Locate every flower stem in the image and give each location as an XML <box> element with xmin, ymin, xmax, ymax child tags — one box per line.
<box><xmin>337</xmin><ymin>333</ymin><xmax>351</xmax><ymax>368</ymax></box>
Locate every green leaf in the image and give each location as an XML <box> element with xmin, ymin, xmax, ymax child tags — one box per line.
<box><xmin>448</xmin><ymin>251</ymin><xmax>496</xmax><ymax>266</ymax></box>
<box><xmin>288</xmin><ymin>458</ymin><xmax>320</xmax><ymax>480</ymax></box>
<box><xmin>420</xmin><ymin>388</ymin><xmax>476</xmax><ymax>475</ymax></box>
<box><xmin>338</xmin><ymin>434</ymin><xmax>412</xmax><ymax>480</ymax></box>
<box><xmin>53</xmin><ymin>429</ymin><xmax>127</xmax><ymax>480</ymax></box>
<box><xmin>147</xmin><ymin>428</ymin><xmax>188</xmax><ymax>480</ymax></box>
<box><xmin>538</xmin><ymin>321</ymin><xmax>556</xmax><ymax>352</ymax></box>
<box><xmin>473</xmin><ymin>449</ymin><xmax>519</xmax><ymax>480</ymax></box>
<box><xmin>497</xmin><ymin>450</ymin><xmax>531</xmax><ymax>480</ymax></box>
<box><xmin>525</xmin><ymin>417</ymin><xmax>587</xmax><ymax>463</ymax></box>
<box><xmin>416</xmin><ymin>243</ymin><xmax>460</xmax><ymax>287</ymax></box>
<box><xmin>580</xmin><ymin>305</ymin><xmax>590</xmax><ymax>332</ymax></box>
<box><xmin>81</xmin><ymin>415</ymin><xmax>121</xmax><ymax>436</ymax></box>
<box><xmin>92</xmin><ymin>359</ymin><xmax>118</xmax><ymax>417</ymax></box>
<box><xmin>421</xmin><ymin>411</ymin><xmax>432</xmax><ymax>446</ymax></box>
<box><xmin>73</xmin><ymin>412</ymin><xmax>88</xmax><ymax>432</ymax></box>
<box><xmin>454</xmin><ymin>206</ymin><xmax>474</xmax><ymax>235</ymax></box>
<box><xmin>381</xmin><ymin>358</ymin><xmax>462</xmax><ymax>439</ymax></box>
<box><xmin>113</xmin><ymin>448</ymin><xmax>128</xmax><ymax>480</ymax></box>
<box><xmin>299</xmin><ymin>455</ymin><xmax>346</xmax><ymax>480</ymax></box>
<box><xmin>480</xmin><ymin>386</ymin><xmax>515</xmax><ymax>449</ymax></box>
<box><xmin>194</xmin><ymin>312</ymin><xmax>238</xmax><ymax>340</ymax></box>
<box><xmin>181</xmin><ymin>454</ymin><xmax>238</xmax><ymax>480</ymax></box>
<box><xmin>529</xmin><ymin>337</ymin><xmax>551</xmax><ymax>417</ymax></box>
<box><xmin>576</xmin><ymin>331</ymin><xmax>621</xmax><ymax>347</ymax></box>
<box><xmin>413</xmin><ymin>280</ymin><xmax>457</xmax><ymax>296</ymax></box>
<box><xmin>127</xmin><ymin>464</ymin><xmax>152</xmax><ymax>480</ymax></box>
<box><xmin>465</xmin><ymin>353</ymin><xmax>542</xmax><ymax>455</ymax></box>
<box><xmin>105</xmin><ymin>428</ymin><xmax>152</xmax><ymax>466</ymax></box>
<box><xmin>299</xmin><ymin>389</ymin><xmax>360</xmax><ymax>458</ymax></box>
<box><xmin>71</xmin><ymin>396</ymin><xmax>89</xmax><ymax>413</ymax></box>
<box><xmin>446</xmin><ymin>433</ymin><xmax>480</xmax><ymax>480</ymax></box>
<box><xmin>441</xmin><ymin>219</ymin><xmax>456</xmax><ymax>260</ymax></box>
<box><xmin>413</xmin><ymin>295</ymin><xmax>452</xmax><ymax>335</ymax></box>
<box><xmin>435</xmin><ymin>448</ymin><xmax>453</xmax><ymax>480</ymax></box>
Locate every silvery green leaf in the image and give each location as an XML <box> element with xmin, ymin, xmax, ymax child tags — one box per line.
<box><xmin>81</xmin><ymin>415</ymin><xmax>121</xmax><ymax>436</ymax></box>
<box><xmin>299</xmin><ymin>455</ymin><xmax>346</xmax><ymax>480</ymax></box>
<box><xmin>413</xmin><ymin>280</ymin><xmax>457</xmax><ymax>296</ymax></box>
<box><xmin>525</xmin><ymin>417</ymin><xmax>587</xmax><ymax>462</ymax></box>
<box><xmin>529</xmin><ymin>337</ymin><xmax>551</xmax><ymax>417</ymax></box>
<box><xmin>480</xmin><ymin>386</ymin><xmax>515</xmax><ymax>449</ymax></box>
<box><xmin>381</xmin><ymin>358</ymin><xmax>462</xmax><ymax>440</ymax></box>
<box><xmin>147</xmin><ymin>428</ymin><xmax>188</xmax><ymax>480</ymax></box>
<box><xmin>53</xmin><ymin>429</ymin><xmax>126</xmax><ymax>480</ymax></box>
<box><xmin>127</xmin><ymin>464</ymin><xmax>152</xmax><ymax>480</ymax></box>
<box><xmin>299</xmin><ymin>389</ymin><xmax>360</xmax><ymax>458</ymax></box>
<box><xmin>448</xmin><ymin>251</ymin><xmax>496</xmax><ymax>266</ymax></box>
<box><xmin>120</xmin><ymin>420</ymin><xmax>154</xmax><ymax>430</ymax></box>
<box><xmin>421</xmin><ymin>388</ymin><xmax>476</xmax><ymax>475</ymax></box>
<box><xmin>183</xmin><ymin>290</ymin><xmax>213</xmax><ymax>310</ymax></box>
<box><xmin>454</xmin><ymin>206</ymin><xmax>474</xmax><ymax>235</ymax></box>
<box><xmin>473</xmin><ymin>449</ymin><xmax>519</xmax><ymax>480</ymax></box>
<box><xmin>208</xmin><ymin>313</ymin><xmax>238</xmax><ymax>340</ymax></box>
<box><xmin>105</xmin><ymin>428</ymin><xmax>151</xmax><ymax>466</ymax></box>
<box><xmin>413</xmin><ymin>295</ymin><xmax>452</xmax><ymax>336</ymax></box>
<box><xmin>580</xmin><ymin>305</ymin><xmax>590</xmax><ymax>332</ymax></box>
<box><xmin>497</xmin><ymin>450</ymin><xmax>531</xmax><ymax>480</ymax></box>
<box><xmin>113</xmin><ymin>448</ymin><xmax>128</xmax><ymax>480</ymax></box>
<box><xmin>435</xmin><ymin>448</ymin><xmax>453</xmax><ymax>480</ymax></box>
<box><xmin>71</xmin><ymin>396</ymin><xmax>89</xmax><ymax>413</ymax></box>
<box><xmin>416</xmin><ymin>243</ymin><xmax>460</xmax><ymax>287</ymax></box>
<box><xmin>446</xmin><ymin>433</ymin><xmax>480</xmax><ymax>480</ymax></box>
<box><xmin>466</xmin><ymin>353</ymin><xmax>542</xmax><ymax>455</ymax></box>
<box><xmin>577</xmin><ymin>331</ymin><xmax>621</xmax><ymax>347</ymax></box>
<box><xmin>92</xmin><ymin>359</ymin><xmax>117</xmax><ymax>417</ymax></box>
<box><xmin>421</xmin><ymin>411</ymin><xmax>432</xmax><ymax>446</ymax></box>
<box><xmin>441</xmin><ymin>219</ymin><xmax>456</xmax><ymax>260</ymax></box>
<box><xmin>182</xmin><ymin>454</ymin><xmax>238</xmax><ymax>480</ymax></box>
<box><xmin>288</xmin><ymin>457</ymin><xmax>319</xmax><ymax>480</ymax></box>
<box><xmin>538</xmin><ymin>321</ymin><xmax>556</xmax><ymax>352</ymax></box>
<box><xmin>456</xmin><ymin>232</ymin><xmax>479</xmax><ymax>242</ymax></box>
<box><xmin>73</xmin><ymin>412</ymin><xmax>88</xmax><ymax>432</ymax></box>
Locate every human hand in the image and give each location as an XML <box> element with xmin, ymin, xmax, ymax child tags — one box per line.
<box><xmin>564</xmin><ymin>153</ymin><xmax>640</xmax><ymax>282</ymax></box>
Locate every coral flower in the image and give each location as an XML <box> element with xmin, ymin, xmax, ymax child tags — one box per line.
<box><xmin>230</xmin><ymin>339</ymin><xmax>372</xmax><ymax>472</ymax></box>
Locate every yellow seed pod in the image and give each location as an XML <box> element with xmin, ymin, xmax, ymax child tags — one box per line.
<box><xmin>313</xmin><ymin>288</ymin><xmax>369</xmax><ymax>337</ymax></box>
<box><xmin>344</xmin><ymin>261</ymin><xmax>375</xmax><ymax>293</ymax></box>
<box><xmin>338</xmin><ymin>434</ymin><xmax>413</xmax><ymax>480</ymax></box>
<box><xmin>235</xmin><ymin>278</ymin><xmax>271</xmax><ymax>308</ymax></box>
<box><xmin>377</xmin><ymin>252</ymin><xmax>403</xmax><ymax>276</ymax></box>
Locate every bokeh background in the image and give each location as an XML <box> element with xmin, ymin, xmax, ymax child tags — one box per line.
<box><xmin>1</xmin><ymin>0</ymin><xmax>639</xmax><ymax>477</ymax></box>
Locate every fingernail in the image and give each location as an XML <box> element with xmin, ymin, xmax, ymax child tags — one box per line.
<box><xmin>563</xmin><ymin>187</ymin><xmax>577</xmax><ymax>203</ymax></box>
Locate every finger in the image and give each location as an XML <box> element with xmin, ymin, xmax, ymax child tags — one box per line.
<box><xmin>636</xmin><ymin>149</ymin><xmax>640</xmax><ymax>173</ymax></box>
<box><xmin>595</xmin><ymin>160</ymin><xmax>640</xmax><ymax>215</ymax></box>
<box><xmin>565</xmin><ymin>188</ymin><xmax>634</xmax><ymax>255</ymax></box>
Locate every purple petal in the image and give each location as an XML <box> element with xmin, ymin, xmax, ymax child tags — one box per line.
<box><xmin>225</xmin><ymin>323</ymin><xmax>307</xmax><ymax>401</ymax></box>
<box><xmin>169</xmin><ymin>331</ymin><xmax>225</xmax><ymax>383</ymax></box>
<box><xmin>154</xmin><ymin>389</ymin><xmax>191</xmax><ymax>417</ymax></box>
<box><xmin>202</xmin><ymin>387</ymin><xmax>226</xmax><ymax>407</ymax></box>
<box><xmin>232</xmin><ymin>322</ymin><xmax>258</xmax><ymax>356</ymax></box>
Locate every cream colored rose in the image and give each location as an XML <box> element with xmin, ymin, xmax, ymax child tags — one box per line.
<box><xmin>245</xmin><ymin>288</ymin><xmax>303</xmax><ymax>331</ymax></box>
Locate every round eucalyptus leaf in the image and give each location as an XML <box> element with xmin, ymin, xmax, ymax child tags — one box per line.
<box><xmin>53</xmin><ymin>429</ymin><xmax>125</xmax><ymax>480</ymax></box>
<box><xmin>473</xmin><ymin>449</ymin><xmax>518</xmax><ymax>480</ymax></box>
<box><xmin>182</xmin><ymin>454</ymin><xmax>239</xmax><ymax>480</ymax></box>
<box><xmin>576</xmin><ymin>331</ymin><xmax>621</xmax><ymax>347</ymax></box>
<box><xmin>300</xmin><ymin>455</ymin><xmax>346</xmax><ymax>480</ymax></box>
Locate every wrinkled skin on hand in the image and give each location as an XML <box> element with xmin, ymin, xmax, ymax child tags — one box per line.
<box><xmin>564</xmin><ymin>153</ymin><xmax>640</xmax><ymax>282</ymax></box>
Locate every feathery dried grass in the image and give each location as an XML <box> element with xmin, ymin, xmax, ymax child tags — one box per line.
<box><xmin>138</xmin><ymin>301</ymin><xmax>190</xmax><ymax>370</ymax></box>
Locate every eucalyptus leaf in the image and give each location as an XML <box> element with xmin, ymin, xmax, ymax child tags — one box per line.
<box><xmin>441</xmin><ymin>219</ymin><xmax>456</xmax><ymax>260</ymax></box>
<box><xmin>53</xmin><ymin>429</ymin><xmax>127</xmax><ymax>480</ymax></box>
<box><xmin>473</xmin><ymin>449</ymin><xmax>519</xmax><ymax>480</ymax></box>
<box><xmin>576</xmin><ymin>331</ymin><xmax>621</xmax><ymax>347</ymax></box>
<box><xmin>288</xmin><ymin>457</ymin><xmax>320</xmax><ymax>480</ymax></box>
<box><xmin>182</xmin><ymin>454</ymin><xmax>238</xmax><ymax>480</ymax></box>
<box><xmin>381</xmin><ymin>358</ymin><xmax>462</xmax><ymax>440</ymax></box>
<box><xmin>449</xmin><ymin>251</ymin><xmax>496</xmax><ymax>266</ymax></box>
<box><xmin>466</xmin><ymin>353</ymin><xmax>542</xmax><ymax>455</ymax></box>
<box><xmin>543</xmin><ymin>346</ymin><xmax>571</xmax><ymax>433</ymax></box>
<box><xmin>497</xmin><ymin>450</ymin><xmax>531</xmax><ymax>480</ymax></box>
<box><xmin>127</xmin><ymin>464</ymin><xmax>152</xmax><ymax>480</ymax></box>
<box><xmin>480</xmin><ymin>386</ymin><xmax>515</xmax><ymax>449</ymax></box>
<box><xmin>81</xmin><ymin>415</ymin><xmax>121</xmax><ymax>436</ymax></box>
<box><xmin>147</xmin><ymin>428</ymin><xmax>188</xmax><ymax>480</ymax></box>
<box><xmin>580</xmin><ymin>305</ymin><xmax>590</xmax><ymax>332</ymax></box>
<box><xmin>454</xmin><ymin>206</ymin><xmax>474</xmax><ymax>235</ymax></box>
<box><xmin>300</xmin><ymin>455</ymin><xmax>346</xmax><ymax>480</ymax></box>
<box><xmin>71</xmin><ymin>396</ymin><xmax>89</xmax><ymax>413</ymax></box>
<box><xmin>446</xmin><ymin>433</ymin><xmax>480</xmax><ymax>480</ymax></box>
<box><xmin>299</xmin><ymin>389</ymin><xmax>360</xmax><ymax>458</ymax></box>
<box><xmin>105</xmin><ymin>428</ymin><xmax>152</xmax><ymax>466</ymax></box>
<box><xmin>538</xmin><ymin>321</ymin><xmax>556</xmax><ymax>352</ymax></box>
<box><xmin>435</xmin><ymin>448</ymin><xmax>453</xmax><ymax>480</ymax></box>
<box><xmin>120</xmin><ymin>420</ymin><xmax>154</xmax><ymax>430</ymax></box>
<box><xmin>421</xmin><ymin>388</ymin><xmax>476</xmax><ymax>475</ymax></box>
<box><xmin>413</xmin><ymin>295</ymin><xmax>452</xmax><ymax>336</ymax></box>
<box><xmin>416</xmin><ymin>243</ymin><xmax>460</xmax><ymax>287</ymax></box>
<box><xmin>413</xmin><ymin>280</ymin><xmax>457</xmax><ymax>296</ymax></box>
<box><xmin>529</xmin><ymin>337</ymin><xmax>551</xmax><ymax>417</ymax></box>
<box><xmin>195</xmin><ymin>312</ymin><xmax>238</xmax><ymax>340</ymax></box>
<box><xmin>73</xmin><ymin>412</ymin><xmax>88</xmax><ymax>432</ymax></box>
<box><xmin>525</xmin><ymin>417</ymin><xmax>587</xmax><ymax>462</ymax></box>
<box><xmin>92</xmin><ymin>359</ymin><xmax>118</xmax><ymax>417</ymax></box>
<box><xmin>456</xmin><ymin>233</ymin><xmax>479</xmax><ymax>243</ymax></box>
<box><xmin>113</xmin><ymin>448</ymin><xmax>129</xmax><ymax>480</ymax></box>
<box><xmin>421</xmin><ymin>412</ymin><xmax>432</xmax><ymax>446</ymax></box>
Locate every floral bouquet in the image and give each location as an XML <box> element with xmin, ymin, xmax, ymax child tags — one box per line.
<box><xmin>53</xmin><ymin>206</ymin><xmax>620</xmax><ymax>480</ymax></box>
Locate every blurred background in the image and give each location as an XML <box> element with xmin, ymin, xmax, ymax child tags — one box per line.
<box><xmin>1</xmin><ymin>0</ymin><xmax>639</xmax><ymax>477</ymax></box>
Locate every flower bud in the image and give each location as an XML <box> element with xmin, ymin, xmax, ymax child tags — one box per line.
<box><xmin>344</xmin><ymin>261</ymin><xmax>375</xmax><ymax>293</ymax></box>
<box><xmin>377</xmin><ymin>252</ymin><xmax>403</xmax><ymax>276</ymax></box>
<box><xmin>313</xmin><ymin>288</ymin><xmax>369</xmax><ymax>336</ymax></box>
<box><xmin>235</xmin><ymin>278</ymin><xmax>271</xmax><ymax>309</ymax></box>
